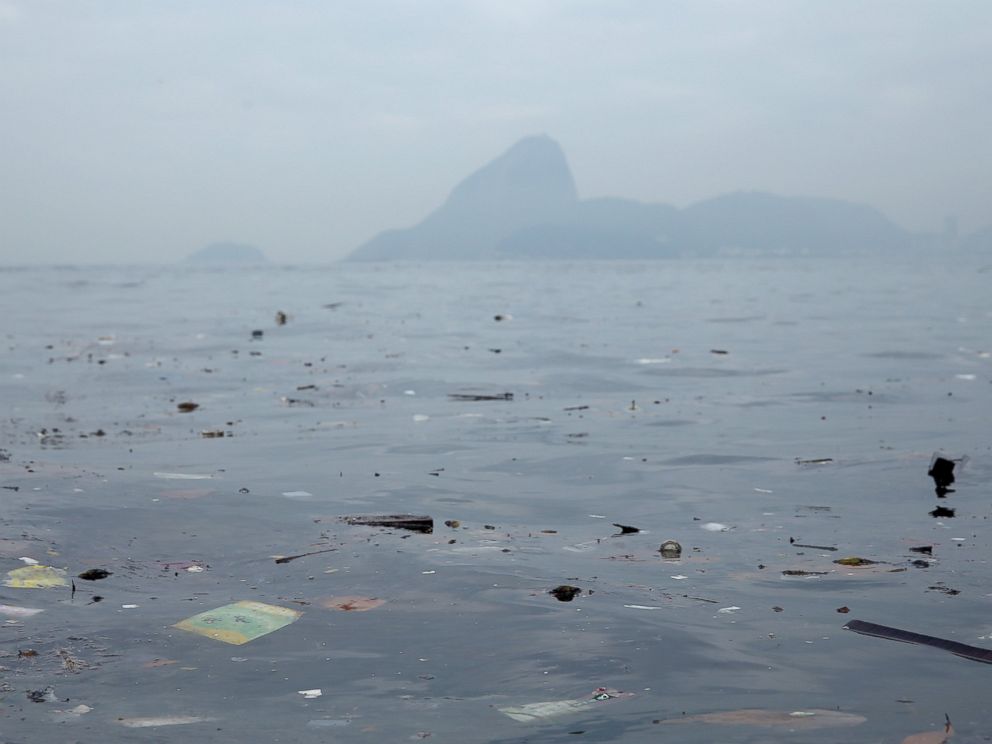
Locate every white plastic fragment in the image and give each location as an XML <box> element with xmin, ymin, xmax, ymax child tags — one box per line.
<box><xmin>0</xmin><ymin>603</ymin><xmax>44</xmax><ymax>618</ymax></box>
<box><xmin>499</xmin><ymin>688</ymin><xmax>629</xmax><ymax>723</ymax></box>
<box><xmin>118</xmin><ymin>716</ymin><xmax>214</xmax><ymax>728</ymax></box>
<box><xmin>298</xmin><ymin>689</ymin><xmax>322</xmax><ymax>699</ymax></box>
<box><xmin>701</xmin><ymin>522</ymin><xmax>731</xmax><ymax>532</ymax></box>
<box><xmin>154</xmin><ymin>472</ymin><xmax>213</xmax><ymax>480</ymax></box>
<box><xmin>717</xmin><ymin>606</ymin><xmax>741</xmax><ymax>614</ymax></box>
<box><xmin>623</xmin><ymin>604</ymin><xmax>663</xmax><ymax>610</ymax></box>
<box><xmin>281</xmin><ymin>491</ymin><xmax>313</xmax><ymax>499</ymax></box>
<box><xmin>18</xmin><ymin>557</ymin><xmax>39</xmax><ymax>565</ymax></box>
<box><xmin>670</xmin><ymin>575</ymin><xmax>688</xmax><ymax>580</ymax></box>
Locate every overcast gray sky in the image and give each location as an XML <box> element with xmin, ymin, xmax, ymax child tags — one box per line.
<box><xmin>1</xmin><ymin>0</ymin><xmax>990</xmax><ymax>263</ymax></box>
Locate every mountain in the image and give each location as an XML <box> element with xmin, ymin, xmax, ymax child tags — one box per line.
<box><xmin>351</xmin><ymin>135</ymin><xmax>577</xmax><ymax>261</ymax></box>
<box><xmin>186</xmin><ymin>242</ymin><xmax>268</xmax><ymax>264</ymax></box>
<box><xmin>347</xmin><ymin>136</ymin><xmax>914</xmax><ymax>260</ymax></box>
<box><xmin>682</xmin><ymin>191</ymin><xmax>909</xmax><ymax>256</ymax></box>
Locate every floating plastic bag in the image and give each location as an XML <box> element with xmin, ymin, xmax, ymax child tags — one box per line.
<box><xmin>5</xmin><ymin>565</ymin><xmax>68</xmax><ymax>589</ymax></box>
<box><xmin>173</xmin><ymin>601</ymin><xmax>301</xmax><ymax>645</ymax></box>
<box><xmin>499</xmin><ymin>687</ymin><xmax>632</xmax><ymax>723</ymax></box>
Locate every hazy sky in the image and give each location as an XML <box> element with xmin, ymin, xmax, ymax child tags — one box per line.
<box><xmin>2</xmin><ymin>1</ymin><xmax>990</xmax><ymax>263</ymax></box>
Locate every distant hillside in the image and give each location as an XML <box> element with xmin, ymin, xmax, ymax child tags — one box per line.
<box><xmin>347</xmin><ymin>136</ymin><xmax>914</xmax><ymax>260</ymax></box>
<box><xmin>186</xmin><ymin>242</ymin><xmax>268</xmax><ymax>264</ymax></box>
<box><xmin>683</xmin><ymin>191</ymin><xmax>909</xmax><ymax>256</ymax></box>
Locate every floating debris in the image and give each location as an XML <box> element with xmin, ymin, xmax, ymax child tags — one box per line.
<box><xmin>834</xmin><ymin>557</ymin><xmax>878</xmax><ymax>567</ymax></box>
<box><xmin>612</xmin><ymin>523</ymin><xmax>640</xmax><ymax>534</ymax></box>
<box><xmin>549</xmin><ymin>585</ymin><xmax>582</xmax><ymax>602</ymax></box>
<box><xmin>499</xmin><ymin>687</ymin><xmax>631</xmax><ymax>723</ymax></box>
<box><xmin>845</xmin><ymin>619</ymin><xmax>992</xmax><ymax>664</ymax></box>
<box><xmin>274</xmin><ymin>547</ymin><xmax>338</xmax><ymax>564</ymax></box>
<box><xmin>26</xmin><ymin>686</ymin><xmax>57</xmax><ymax>703</ymax></box>
<box><xmin>77</xmin><ymin>568</ymin><xmax>112</xmax><ymax>581</ymax></box>
<box><xmin>656</xmin><ymin>708</ymin><xmax>866</xmax><ymax>729</ymax></box>
<box><xmin>118</xmin><ymin>716</ymin><xmax>215</xmax><ymax>728</ymax></box>
<box><xmin>928</xmin><ymin>455</ymin><xmax>957</xmax><ymax>496</ymax></box>
<box><xmin>319</xmin><ymin>596</ymin><xmax>385</xmax><ymax>612</ymax></box>
<box><xmin>343</xmin><ymin>514</ymin><xmax>434</xmax><ymax>533</ymax></box>
<box><xmin>0</xmin><ymin>603</ymin><xmax>43</xmax><ymax>618</ymax></box>
<box><xmin>174</xmin><ymin>601</ymin><xmax>302</xmax><ymax>645</ymax></box>
<box><xmin>176</xmin><ymin>401</ymin><xmax>199</xmax><ymax>413</ymax></box>
<box><xmin>448</xmin><ymin>392</ymin><xmax>514</xmax><ymax>402</ymax></box>
<box><xmin>658</xmin><ymin>540</ymin><xmax>682</xmax><ymax>559</ymax></box>
<box><xmin>5</xmin><ymin>565</ymin><xmax>68</xmax><ymax>589</ymax></box>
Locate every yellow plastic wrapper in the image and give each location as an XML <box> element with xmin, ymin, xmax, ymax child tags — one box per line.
<box><xmin>173</xmin><ymin>600</ymin><xmax>302</xmax><ymax>645</ymax></box>
<box><xmin>4</xmin><ymin>565</ymin><xmax>69</xmax><ymax>589</ymax></box>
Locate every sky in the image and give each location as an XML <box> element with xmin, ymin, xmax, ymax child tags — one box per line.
<box><xmin>1</xmin><ymin>0</ymin><xmax>990</xmax><ymax>264</ymax></box>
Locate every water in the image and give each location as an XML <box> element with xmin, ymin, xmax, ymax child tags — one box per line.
<box><xmin>1</xmin><ymin>259</ymin><xmax>990</xmax><ymax>741</ymax></box>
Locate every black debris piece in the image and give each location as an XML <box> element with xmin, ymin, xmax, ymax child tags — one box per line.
<box><xmin>275</xmin><ymin>547</ymin><xmax>338</xmax><ymax>564</ymax></box>
<box><xmin>343</xmin><ymin>514</ymin><xmax>434</xmax><ymax>534</ymax></box>
<box><xmin>845</xmin><ymin>619</ymin><xmax>991</xmax><ymax>663</ymax></box>
<box><xmin>448</xmin><ymin>392</ymin><xmax>514</xmax><ymax>402</ymax></box>
<box><xmin>549</xmin><ymin>585</ymin><xmax>582</xmax><ymax>602</ymax></box>
<box><xmin>930</xmin><ymin>505</ymin><xmax>956</xmax><ymax>518</ymax></box>
<box><xmin>928</xmin><ymin>455</ymin><xmax>956</xmax><ymax>496</ymax></box>
<box><xmin>612</xmin><ymin>523</ymin><xmax>640</xmax><ymax>535</ymax></box>
<box><xmin>909</xmin><ymin>545</ymin><xmax>933</xmax><ymax>555</ymax></box>
<box><xmin>77</xmin><ymin>569</ymin><xmax>112</xmax><ymax>581</ymax></box>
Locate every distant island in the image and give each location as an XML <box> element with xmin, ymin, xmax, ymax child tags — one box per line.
<box><xmin>186</xmin><ymin>242</ymin><xmax>268</xmax><ymax>264</ymax></box>
<box><xmin>348</xmin><ymin>135</ymin><xmax>985</xmax><ymax>260</ymax></box>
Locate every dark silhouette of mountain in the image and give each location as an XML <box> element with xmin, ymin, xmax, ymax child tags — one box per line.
<box><xmin>347</xmin><ymin>136</ymin><xmax>914</xmax><ymax>260</ymax></box>
<box><xmin>186</xmin><ymin>242</ymin><xmax>268</xmax><ymax>264</ymax></box>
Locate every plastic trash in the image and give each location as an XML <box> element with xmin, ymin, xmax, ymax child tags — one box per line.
<box><xmin>174</xmin><ymin>601</ymin><xmax>302</xmax><ymax>645</ymax></box>
<box><xmin>499</xmin><ymin>687</ymin><xmax>632</xmax><ymax>723</ymax></box>
<box><xmin>657</xmin><ymin>708</ymin><xmax>866</xmax><ymax>729</ymax></box>
<box><xmin>5</xmin><ymin>565</ymin><xmax>68</xmax><ymax>589</ymax></box>
<box><xmin>700</xmin><ymin>522</ymin><xmax>731</xmax><ymax>532</ymax></box>
<box><xmin>343</xmin><ymin>514</ymin><xmax>434</xmax><ymax>533</ymax></box>
<box><xmin>658</xmin><ymin>540</ymin><xmax>682</xmax><ymax>559</ymax></box>
<box><xmin>0</xmin><ymin>603</ymin><xmax>44</xmax><ymax>618</ymax></box>
<box><xmin>549</xmin><ymin>585</ymin><xmax>581</xmax><ymax>602</ymax></box>
<box><xmin>118</xmin><ymin>716</ymin><xmax>215</xmax><ymax>728</ymax></box>
<box><xmin>298</xmin><ymin>689</ymin><xmax>322</xmax><ymax>699</ymax></box>
<box><xmin>845</xmin><ymin>619</ymin><xmax>992</xmax><ymax>664</ymax></box>
<box><xmin>319</xmin><ymin>596</ymin><xmax>384</xmax><ymax>611</ymax></box>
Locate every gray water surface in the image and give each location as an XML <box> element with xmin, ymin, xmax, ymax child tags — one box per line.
<box><xmin>1</xmin><ymin>260</ymin><xmax>990</xmax><ymax>742</ymax></box>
